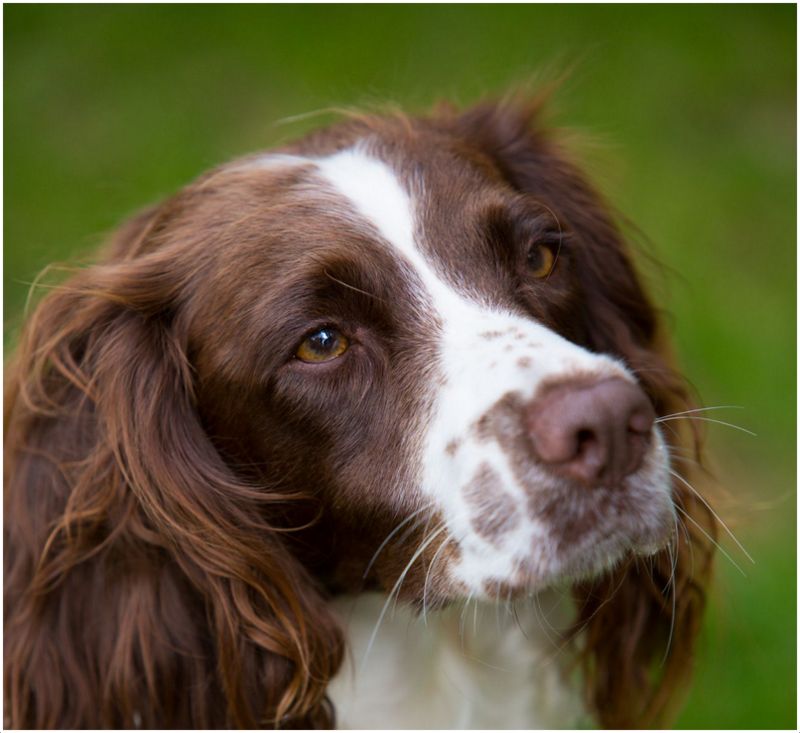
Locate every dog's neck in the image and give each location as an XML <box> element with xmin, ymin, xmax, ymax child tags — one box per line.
<box><xmin>328</xmin><ymin>591</ymin><xmax>584</xmax><ymax>729</ymax></box>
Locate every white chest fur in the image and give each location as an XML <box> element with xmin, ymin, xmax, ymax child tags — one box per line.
<box><xmin>328</xmin><ymin>592</ymin><xmax>585</xmax><ymax>729</ymax></box>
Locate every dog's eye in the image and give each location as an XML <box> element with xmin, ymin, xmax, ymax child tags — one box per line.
<box><xmin>527</xmin><ymin>243</ymin><xmax>556</xmax><ymax>279</ymax></box>
<box><xmin>296</xmin><ymin>327</ymin><xmax>349</xmax><ymax>363</ymax></box>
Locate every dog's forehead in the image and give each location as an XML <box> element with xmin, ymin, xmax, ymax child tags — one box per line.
<box><xmin>309</xmin><ymin>144</ymin><xmax>507</xmax><ymax>307</ymax></box>
<box><xmin>216</xmin><ymin>140</ymin><xmax>527</xmax><ymax>335</ymax></box>
<box><xmin>235</xmin><ymin>136</ymin><xmax>504</xmax><ymax>268</ymax></box>
<box><xmin>314</xmin><ymin>148</ymin><xmax>434</xmax><ymax>286</ymax></box>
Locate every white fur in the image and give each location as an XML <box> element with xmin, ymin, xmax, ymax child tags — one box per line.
<box><xmin>328</xmin><ymin>592</ymin><xmax>583</xmax><ymax>729</ymax></box>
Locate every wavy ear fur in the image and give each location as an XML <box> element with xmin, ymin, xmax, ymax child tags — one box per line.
<box><xmin>4</xmin><ymin>202</ymin><xmax>344</xmax><ymax>728</ymax></box>
<box><xmin>453</xmin><ymin>97</ymin><xmax>716</xmax><ymax>727</ymax></box>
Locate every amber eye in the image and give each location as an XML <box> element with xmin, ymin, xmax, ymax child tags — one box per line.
<box><xmin>527</xmin><ymin>242</ymin><xmax>556</xmax><ymax>279</ymax></box>
<box><xmin>296</xmin><ymin>327</ymin><xmax>349</xmax><ymax>363</ymax></box>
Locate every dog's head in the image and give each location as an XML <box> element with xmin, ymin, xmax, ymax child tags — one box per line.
<box><xmin>5</xmin><ymin>97</ymin><xmax>715</xmax><ymax>728</ymax></box>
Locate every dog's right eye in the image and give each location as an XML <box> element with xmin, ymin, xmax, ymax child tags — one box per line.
<box><xmin>296</xmin><ymin>327</ymin><xmax>349</xmax><ymax>363</ymax></box>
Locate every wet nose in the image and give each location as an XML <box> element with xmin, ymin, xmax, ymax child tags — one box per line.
<box><xmin>526</xmin><ymin>377</ymin><xmax>655</xmax><ymax>487</ymax></box>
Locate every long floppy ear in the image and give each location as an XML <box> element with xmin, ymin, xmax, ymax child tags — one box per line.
<box><xmin>4</xmin><ymin>204</ymin><xmax>344</xmax><ymax>728</ymax></box>
<box><xmin>452</xmin><ymin>97</ymin><xmax>716</xmax><ymax>727</ymax></box>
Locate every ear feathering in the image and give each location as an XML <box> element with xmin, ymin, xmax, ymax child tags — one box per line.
<box><xmin>4</xmin><ymin>203</ymin><xmax>344</xmax><ymax>728</ymax></box>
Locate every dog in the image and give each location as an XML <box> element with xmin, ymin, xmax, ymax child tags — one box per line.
<box><xmin>4</xmin><ymin>95</ymin><xmax>715</xmax><ymax>728</ymax></box>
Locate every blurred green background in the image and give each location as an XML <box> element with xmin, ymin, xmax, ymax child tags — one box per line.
<box><xmin>5</xmin><ymin>5</ymin><xmax>795</xmax><ymax>728</ymax></box>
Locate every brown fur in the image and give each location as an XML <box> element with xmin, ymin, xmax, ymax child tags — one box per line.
<box><xmin>5</xmin><ymin>95</ymin><xmax>715</xmax><ymax>728</ymax></box>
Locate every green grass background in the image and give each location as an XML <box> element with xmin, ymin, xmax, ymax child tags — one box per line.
<box><xmin>5</xmin><ymin>5</ymin><xmax>795</xmax><ymax>728</ymax></box>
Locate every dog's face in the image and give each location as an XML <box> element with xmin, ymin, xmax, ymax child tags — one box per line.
<box><xmin>139</xmin><ymin>111</ymin><xmax>676</xmax><ymax>607</ymax></box>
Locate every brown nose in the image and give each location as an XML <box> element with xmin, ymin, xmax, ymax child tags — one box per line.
<box><xmin>526</xmin><ymin>378</ymin><xmax>655</xmax><ymax>487</ymax></box>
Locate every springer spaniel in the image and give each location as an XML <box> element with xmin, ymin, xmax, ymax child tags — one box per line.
<box><xmin>5</xmin><ymin>96</ymin><xmax>715</xmax><ymax>729</ymax></box>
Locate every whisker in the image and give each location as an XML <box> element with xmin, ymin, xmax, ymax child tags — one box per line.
<box><xmin>533</xmin><ymin>591</ymin><xmax>562</xmax><ymax>650</ymax></box>
<box><xmin>504</xmin><ymin>586</ymin><xmax>515</xmax><ymax>632</ymax></box>
<box><xmin>660</xmin><ymin>523</ymin><xmax>678</xmax><ymax>596</ymax></box>
<box><xmin>511</xmin><ymin>600</ymin><xmax>529</xmax><ymax>642</ymax></box>
<box><xmin>567</xmin><ymin>564</ymin><xmax>633</xmax><ymax>645</ymax></box>
<box><xmin>495</xmin><ymin>582</ymin><xmax>502</xmax><ymax>633</ymax></box>
<box><xmin>657</xmin><ymin>420</ymin><xmax>683</xmax><ymax>442</ymax></box>
<box><xmin>403</xmin><ymin>510</ymin><xmax>438</xmax><ymax>618</ymax></box>
<box><xmin>362</xmin><ymin>503</ymin><xmax>434</xmax><ymax>579</ymax></box>
<box><xmin>659</xmin><ymin>537</ymin><xmax>678</xmax><ymax>666</ymax></box>
<box><xmin>665</xmin><ymin>445</ymin><xmax>702</xmax><ymax>469</ymax></box>
<box><xmin>659</xmin><ymin>405</ymin><xmax>744</xmax><ymax>419</ymax></box>
<box><xmin>459</xmin><ymin>592</ymin><xmax>474</xmax><ymax>651</ymax></box>
<box><xmin>324</xmin><ymin>269</ymin><xmax>386</xmax><ymax>304</ymax></box>
<box><xmin>361</xmin><ymin>524</ymin><xmax>448</xmax><ymax>669</ymax></box>
<box><xmin>674</xmin><ymin>509</ymin><xmax>696</xmax><ymax>576</ymax></box>
<box><xmin>422</xmin><ymin>535</ymin><xmax>453</xmax><ymax>624</ymax></box>
<box><xmin>656</xmin><ymin>414</ymin><xmax>756</xmax><ymax>437</ymax></box>
<box><xmin>674</xmin><ymin>505</ymin><xmax>746</xmax><ymax>577</ymax></box>
<box><xmin>670</xmin><ymin>469</ymin><xmax>755</xmax><ymax>564</ymax></box>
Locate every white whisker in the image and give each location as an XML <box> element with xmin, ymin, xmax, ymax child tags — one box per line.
<box><xmin>670</xmin><ymin>469</ymin><xmax>755</xmax><ymax>564</ymax></box>
<box><xmin>659</xmin><ymin>404</ymin><xmax>744</xmax><ymax>419</ymax></box>
<box><xmin>660</xmin><ymin>537</ymin><xmax>678</xmax><ymax>666</ymax></box>
<box><xmin>656</xmin><ymin>414</ymin><xmax>756</xmax><ymax>437</ymax></box>
<box><xmin>674</xmin><ymin>505</ymin><xmax>746</xmax><ymax>577</ymax></box>
<box><xmin>663</xmin><ymin>515</ymin><xmax>680</xmax><ymax>593</ymax></box>
<box><xmin>361</xmin><ymin>525</ymin><xmax>448</xmax><ymax>669</ymax></box>
<box><xmin>533</xmin><ymin>591</ymin><xmax>562</xmax><ymax>650</ymax></box>
<box><xmin>459</xmin><ymin>592</ymin><xmax>474</xmax><ymax>651</ymax></box>
<box><xmin>422</xmin><ymin>535</ymin><xmax>454</xmax><ymax>624</ymax></box>
<box><xmin>363</xmin><ymin>503</ymin><xmax>434</xmax><ymax>579</ymax></box>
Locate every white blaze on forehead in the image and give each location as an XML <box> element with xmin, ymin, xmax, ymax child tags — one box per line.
<box><xmin>313</xmin><ymin>146</ymin><xmax>462</xmax><ymax>310</ymax></box>
<box><xmin>314</xmin><ymin>148</ymin><xmax>416</xmax><ymax>256</ymax></box>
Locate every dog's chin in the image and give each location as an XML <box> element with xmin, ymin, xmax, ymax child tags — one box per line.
<box><xmin>522</xmin><ymin>511</ymin><xmax>676</xmax><ymax>592</ymax></box>
<box><xmin>543</xmin><ymin>525</ymin><xmax>676</xmax><ymax>590</ymax></box>
<box><xmin>433</xmin><ymin>513</ymin><xmax>677</xmax><ymax>606</ymax></box>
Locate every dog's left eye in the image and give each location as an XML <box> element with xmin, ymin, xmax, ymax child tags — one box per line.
<box><xmin>296</xmin><ymin>327</ymin><xmax>349</xmax><ymax>363</ymax></box>
<box><xmin>527</xmin><ymin>242</ymin><xmax>556</xmax><ymax>279</ymax></box>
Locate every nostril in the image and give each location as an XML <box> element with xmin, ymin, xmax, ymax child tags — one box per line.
<box><xmin>572</xmin><ymin>429</ymin><xmax>607</xmax><ymax>484</ymax></box>
<box><xmin>575</xmin><ymin>428</ymin><xmax>595</xmax><ymax>447</ymax></box>
<box><xmin>574</xmin><ymin>427</ymin><xmax>601</xmax><ymax>466</ymax></box>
